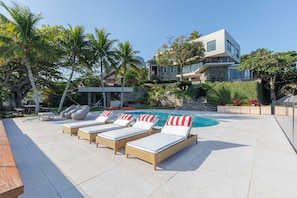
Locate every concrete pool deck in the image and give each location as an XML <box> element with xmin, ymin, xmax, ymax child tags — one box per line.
<box><xmin>3</xmin><ymin>110</ymin><xmax>297</xmax><ymax>198</ymax></box>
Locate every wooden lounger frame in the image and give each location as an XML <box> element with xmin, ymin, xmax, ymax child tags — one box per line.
<box><xmin>77</xmin><ymin>130</ymin><xmax>98</xmax><ymax>143</ymax></box>
<box><xmin>96</xmin><ymin>132</ymin><xmax>150</xmax><ymax>154</ymax></box>
<box><xmin>125</xmin><ymin>134</ymin><xmax>198</xmax><ymax>170</ymax></box>
<box><xmin>62</xmin><ymin>121</ymin><xmax>112</xmax><ymax>136</ymax></box>
<box><xmin>77</xmin><ymin>123</ymin><xmax>130</xmax><ymax>144</ymax></box>
<box><xmin>62</xmin><ymin>125</ymin><xmax>80</xmax><ymax>136</ymax></box>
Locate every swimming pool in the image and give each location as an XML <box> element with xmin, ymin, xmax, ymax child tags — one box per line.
<box><xmin>125</xmin><ymin>111</ymin><xmax>219</xmax><ymax>128</ymax></box>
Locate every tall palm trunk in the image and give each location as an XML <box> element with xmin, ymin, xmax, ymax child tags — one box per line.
<box><xmin>24</xmin><ymin>50</ymin><xmax>40</xmax><ymax>113</ymax></box>
<box><xmin>100</xmin><ymin>61</ymin><xmax>107</xmax><ymax>109</ymax></box>
<box><xmin>120</xmin><ymin>67</ymin><xmax>126</xmax><ymax>109</ymax></box>
<box><xmin>58</xmin><ymin>64</ymin><xmax>75</xmax><ymax>112</ymax></box>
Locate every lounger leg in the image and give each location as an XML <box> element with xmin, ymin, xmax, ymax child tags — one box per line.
<box><xmin>153</xmin><ymin>163</ymin><xmax>156</xmax><ymax>170</ymax></box>
<box><xmin>96</xmin><ymin>143</ymin><xmax>98</xmax><ymax>148</ymax></box>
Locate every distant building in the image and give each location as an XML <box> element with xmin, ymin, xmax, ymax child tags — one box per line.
<box><xmin>78</xmin><ymin>56</ymin><xmax>147</xmax><ymax>106</ymax></box>
<box><xmin>148</xmin><ymin>29</ymin><xmax>249</xmax><ymax>82</ymax></box>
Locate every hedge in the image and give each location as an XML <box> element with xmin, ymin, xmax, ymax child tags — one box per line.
<box><xmin>206</xmin><ymin>81</ymin><xmax>263</xmax><ymax>105</ymax></box>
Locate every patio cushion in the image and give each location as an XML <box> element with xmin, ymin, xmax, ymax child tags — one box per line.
<box><xmin>95</xmin><ymin>111</ymin><xmax>112</xmax><ymax>122</ymax></box>
<box><xmin>118</xmin><ymin>114</ymin><xmax>133</xmax><ymax>120</ymax></box>
<box><xmin>137</xmin><ymin>114</ymin><xmax>156</xmax><ymax>122</ymax></box>
<box><xmin>126</xmin><ymin>133</ymin><xmax>184</xmax><ymax>154</ymax></box>
<box><xmin>100</xmin><ymin>110</ymin><xmax>112</xmax><ymax>117</ymax></box>
<box><xmin>132</xmin><ymin>115</ymin><xmax>158</xmax><ymax>130</ymax></box>
<box><xmin>161</xmin><ymin>116</ymin><xmax>193</xmax><ymax>138</ymax></box>
<box><xmin>79</xmin><ymin>124</ymin><xmax>125</xmax><ymax>134</ymax></box>
<box><xmin>166</xmin><ymin>116</ymin><xmax>192</xmax><ymax>127</ymax></box>
<box><xmin>113</xmin><ymin>117</ymin><xmax>134</xmax><ymax>126</ymax></box>
<box><xmin>98</xmin><ymin>127</ymin><xmax>148</xmax><ymax>141</ymax></box>
<box><xmin>63</xmin><ymin>120</ymin><xmax>104</xmax><ymax>128</ymax></box>
<box><xmin>132</xmin><ymin>121</ymin><xmax>156</xmax><ymax>130</ymax></box>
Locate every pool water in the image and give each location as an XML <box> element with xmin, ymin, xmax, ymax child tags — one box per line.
<box><xmin>125</xmin><ymin>111</ymin><xmax>219</xmax><ymax>128</ymax></box>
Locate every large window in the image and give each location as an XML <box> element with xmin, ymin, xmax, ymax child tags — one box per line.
<box><xmin>207</xmin><ymin>40</ymin><xmax>216</xmax><ymax>52</ymax></box>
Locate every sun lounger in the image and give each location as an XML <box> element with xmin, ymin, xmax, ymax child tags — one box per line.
<box><xmin>96</xmin><ymin>114</ymin><xmax>159</xmax><ymax>154</ymax></box>
<box><xmin>125</xmin><ymin>115</ymin><xmax>197</xmax><ymax>170</ymax></box>
<box><xmin>77</xmin><ymin>113</ymin><xmax>134</xmax><ymax>143</ymax></box>
<box><xmin>62</xmin><ymin>110</ymin><xmax>113</xmax><ymax>136</ymax></box>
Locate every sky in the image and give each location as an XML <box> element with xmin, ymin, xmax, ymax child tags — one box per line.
<box><xmin>0</xmin><ymin>0</ymin><xmax>297</xmax><ymax>62</ymax></box>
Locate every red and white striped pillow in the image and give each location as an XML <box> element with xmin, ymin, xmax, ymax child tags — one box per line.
<box><xmin>118</xmin><ymin>113</ymin><xmax>133</xmax><ymax>120</ymax></box>
<box><xmin>137</xmin><ymin>114</ymin><xmax>156</xmax><ymax>122</ymax></box>
<box><xmin>100</xmin><ymin>110</ymin><xmax>112</xmax><ymax>117</ymax></box>
<box><xmin>166</xmin><ymin>116</ymin><xmax>192</xmax><ymax>127</ymax></box>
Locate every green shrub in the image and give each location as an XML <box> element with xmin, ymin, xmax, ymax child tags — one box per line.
<box><xmin>206</xmin><ymin>81</ymin><xmax>263</xmax><ymax>105</ymax></box>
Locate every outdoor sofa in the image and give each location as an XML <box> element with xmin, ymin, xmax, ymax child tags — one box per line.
<box><xmin>71</xmin><ymin>105</ymin><xmax>90</xmax><ymax>120</ymax></box>
<box><xmin>60</xmin><ymin>105</ymin><xmax>80</xmax><ymax>119</ymax></box>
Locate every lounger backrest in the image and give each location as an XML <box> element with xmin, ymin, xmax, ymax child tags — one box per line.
<box><xmin>161</xmin><ymin>116</ymin><xmax>193</xmax><ymax>139</ymax></box>
<box><xmin>113</xmin><ymin>113</ymin><xmax>134</xmax><ymax>126</ymax></box>
<box><xmin>132</xmin><ymin>114</ymin><xmax>158</xmax><ymax>130</ymax></box>
<box><xmin>95</xmin><ymin>110</ymin><xmax>113</xmax><ymax>122</ymax></box>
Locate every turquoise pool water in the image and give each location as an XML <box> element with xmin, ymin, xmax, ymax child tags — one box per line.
<box><xmin>125</xmin><ymin>111</ymin><xmax>219</xmax><ymax>128</ymax></box>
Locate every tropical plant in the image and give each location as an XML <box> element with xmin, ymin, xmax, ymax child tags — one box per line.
<box><xmin>0</xmin><ymin>1</ymin><xmax>51</xmax><ymax>112</ymax></box>
<box><xmin>0</xmin><ymin>59</ymin><xmax>31</xmax><ymax>108</ymax></box>
<box><xmin>189</xmin><ymin>30</ymin><xmax>202</xmax><ymax>41</ymax></box>
<box><xmin>156</xmin><ymin>34</ymin><xmax>205</xmax><ymax>81</ymax></box>
<box><xmin>114</xmin><ymin>41</ymin><xmax>140</xmax><ymax>108</ymax></box>
<box><xmin>239</xmin><ymin>48</ymin><xmax>297</xmax><ymax>101</ymax></box>
<box><xmin>88</xmin><ymin>28</ymin><xmax>117</xmax><ymax>108</ymax></box>
<box><xmin>58</xmin><ymin>25</ymin><xmax>89</xmax><ymax>113</ymax></box>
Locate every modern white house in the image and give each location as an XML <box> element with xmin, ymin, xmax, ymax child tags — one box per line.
<box><xmin>148</xmin><ymin>29</ymin><xmax>249</xmax><ymax>82</ymax></box>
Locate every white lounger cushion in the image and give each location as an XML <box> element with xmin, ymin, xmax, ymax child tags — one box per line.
<box><xmin>126</xmin><ymin>133</ymin><xmax>184</xmax><ymax>154</ymax></box>
<box><xmin>132</xmin><ymin>120</ymin><xmax>156</xmax><ymax>130</ymax></box>
<box><xmin>161</xmin><ymin>125</ymin><xmax>191</xmax><ymax>140</ymax></box>
<box><xmin>98</xmin><ymin>127</ymin><xmax>148</xmax><ymax>141</ymax></box>
<box><xmin>113</xmin><ymin>118</ymin><xmax>132</xmax><ymax>126</ymax></box>
<box><xmin>63</xmin><ymin>120</ymin><xmax>105</xmax><ymax>128</ymax></box>
<box><xmin>78</xmin><ymin>124</ymin><xmax>126</xmax><ymax>134</ymax></box>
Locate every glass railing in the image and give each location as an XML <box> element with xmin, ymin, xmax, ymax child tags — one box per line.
<box><xmin>182</xmin><ymin>63</ymin><xmax>203</xmax><ymax>73</ymax></box>
<box><xmin>273</xmin><ymin>101</ymin><xmax>297</xmax><ymax>152</ymax></box>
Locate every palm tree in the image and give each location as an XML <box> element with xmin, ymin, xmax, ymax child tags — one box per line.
<box><xmin>189</xmin><ymin>30</ymin><xmax>202</xmax><ymax>40</ymax></box>
<box><xmin>88</xmin><ymin>28</ymin><xmax>117</xmax><ymax>109</ymax></box>
<box><xmin>114</xmin><ymin>41</ymin><xmax>140</xmax><ymax>108</ymax></box>
<box><xmin>58</xmin><ymin>25</ymin><xmax>88</xmax><ymax>113</ymax></box>
<box><xmin>0</xmin><ymin>1</ymin><xmax>44</xmax><ymax>112</ymax></box>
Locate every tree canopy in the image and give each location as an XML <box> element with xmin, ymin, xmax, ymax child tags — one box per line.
<box><xmin>238</xmin><ymin>48</ymin><xmax>297</xmax><ymax>100</ymax></box>
<box><xmin>115</xmin><ymin>41</ymin><xmax>140</xmax><ymax>108</ymax></box>
<box><xmin>156</xmin><ymin>34</ymin><xmax>205</xmax><ymax>81</ymax></box>
<box><xmin>0</xmin><ymin>1</ymin><xmax>57</xmax><ymax>112</ymax></box>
